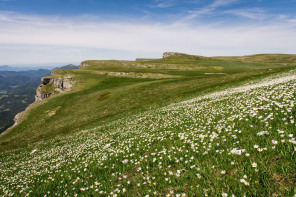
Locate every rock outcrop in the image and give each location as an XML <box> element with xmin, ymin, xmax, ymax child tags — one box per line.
<box><xmin>41</xmin><ymin>77</ymin><xmax>73</xmax><ymax>89</ymax></box>
<box><xmin>35</xmin><ymin>77</ymin><xmax>74</xmax><ymax>102</ymax></box>
<box><xmin>35</xmin><ymin>90</ymin><xmax>53</xmax><ymax>101</ymax></box>
<box><xmin>162</xmin><ymin>52</ymin><xmax>185</xmax><ymax>58</ymax></box>
<box><xmin>13</xmin><ymin>111</ymin><xmax>23</xmax><ymax>127</ymax></box>
<box><xmin>79</xmin><ymin>62</ymin><xmax>89</xmax><ymax>68</ymax></box>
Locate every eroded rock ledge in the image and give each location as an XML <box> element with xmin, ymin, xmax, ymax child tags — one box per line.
<box><xmin>162</xmin><ymin>52</ymin><xmax>185</xmax><ymax>58</ymax></box>
<box><xmin>79</xmin><ymin>62</ymin><xmax>89</xmax><ymax>68</ymax></box>
<box><xmin>35</xmin><ymin>77</ymin><xmax>74</xmax><ymax>102</ymax></box>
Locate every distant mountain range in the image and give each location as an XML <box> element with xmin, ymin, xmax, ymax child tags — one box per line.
<box><xmin>0</xmin><ymin>65</ymin><xmax>51</xmax><ymax>71</ymax></box>
<box><xmin>0</xmin><ymin>64</ymin><xmax>79</xmax><ymax>72</ymax></box>
<box><xmin>53</xmin><ymin>64</ymin><xmax>79</xmax><ymax>70</ymax></box>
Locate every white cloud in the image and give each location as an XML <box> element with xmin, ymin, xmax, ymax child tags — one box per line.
<box><xmin>224</xmin><ymin>8</ymin><xmax>266</xmax><ymax>20</ymax></box>
<box><xmin>210</xmin><ymin>0</ymin><xmax>238</xmax><ymax>8</ymax></box>
<box><xmin>288</xmin><ymin>17</ymin><xmax>296</xmax><ymax>23</ymax></box>
<box><xmin>151</xmin><ymin>0</ymin><xmax>175</xmax><ymax>8</ymax></box>
<box><xmin>0</xmin><ymin>11</ymin><xmax>296</xmax><ymax>65</ymax></box>
<box><xmin>187</xmin><ymin>0</ymin><xmax>239</xmax><ymax>18</ymax></box>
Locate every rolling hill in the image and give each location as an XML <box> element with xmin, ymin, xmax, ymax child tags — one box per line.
<box><xmin>0</xmin><ymin>53</ymin><xmax>295</xmax><ymax>196</ymax></box>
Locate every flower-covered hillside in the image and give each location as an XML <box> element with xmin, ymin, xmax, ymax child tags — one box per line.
<box><xmin>1</xmin><ymin>69</ymin><xmax>296</xmax><ymax>196</ymax></box>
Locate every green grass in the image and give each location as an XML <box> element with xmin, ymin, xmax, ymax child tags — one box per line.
<box><xmin>213</xmin><ymin>53</ymin><xmax>296</xmax><ymax>64</ymax></box>
<box><xmin>0</xmin><ymin>67</ymin><xmax>296</xmax><ymax>196</ymax></box>
<box><xmin>0</xmin><ymin>53</ymin><xmax>296</xmax><ymax>196</ymax></box>
<box><xmin>0</xmin><ymin>54</ymin><xmax>295</xmax><ymax>151</ymax></box>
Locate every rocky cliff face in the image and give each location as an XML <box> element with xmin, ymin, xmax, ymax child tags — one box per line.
<box><xmin>35</xmin><ymin>90</ymin><xmax>53</xmax><ymax>101</ymax></box>
<box><xmin>41</xmin><ymin>77</ymin><xmax>73</xmax><ymax>89</ymax></box>
<box><xmin>162</xmin><ymin>52</ymin><xmax>185</xmax><ymax>58</ymax></box>
<box><xmin>79</xmin><ymin>62</ymin><xmax>89</xmax><ymax>68</ymax></box>
<box><xmin>35</xmin><ymin>77</ymin><xmax>74</xmax><ymax>102</ymax></box>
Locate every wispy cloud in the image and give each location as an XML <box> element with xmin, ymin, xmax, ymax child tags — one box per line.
<box><xmin>224</xmin><ymin>8</ymin><xmax>266</xmax><ymax>20</ymax></box>
<box><xmin>150</xmin><ymin>0</ymin><xmax>176</xmax><ymax>8</ymax></box>
<box><xmin>187</xmin><ymin>0</ymin><xmax>239</xmax><ymax>19</ymax></box>
<box><xmin>0</xmin><ymin>11</ymin><xmax>296</xmax><ymax>65</ymax></box>
<box><xmin>210</xmin><ymin>0</ymin><xmax>238</xmax><ymax>8</ymax></box>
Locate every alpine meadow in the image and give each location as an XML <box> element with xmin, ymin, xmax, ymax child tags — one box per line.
<box><xmin>0</xmin><ymin>53</ymin><xmax>296</xmax><ymax>196</ymax></box>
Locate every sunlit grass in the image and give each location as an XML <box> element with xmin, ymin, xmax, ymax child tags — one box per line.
<box><xmin>0</xmin><ymin>69</ymin><xmax>296</xmax><ymax>196</ymax></box>
<box><xmin>3</xmin><ymin>54</ymin><xmax>295</xmax><ymax>150</ymax></box>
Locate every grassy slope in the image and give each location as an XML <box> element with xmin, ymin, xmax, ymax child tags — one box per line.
<box><xmin>0</xmin><ymin>59</ymin><xmax>296</xmax><ymax>196</ymax></box>
<box><xmin>0</xmin><ymin>54</ymin><xmax>295</xmax><ymax>152</ymax></box>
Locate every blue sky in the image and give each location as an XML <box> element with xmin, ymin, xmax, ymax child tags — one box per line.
<box><xmin>0</xmin><ymin>0</ymin><xmax>296</xmax><ymax>66</ymax></box>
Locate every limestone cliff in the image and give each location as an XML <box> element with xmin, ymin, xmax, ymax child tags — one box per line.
<box><xmin>79</xmin><ymin>62</ymin><xmax>89</xmax><ymax>68</ymax></box>
<box><xmin>35</xmin><ymin>76</ymin><xmax>74</xmax><ymax>102</ymax></box>
<box><xmin>162</xmin><ymin>52</ymin><xmax>186</xmax><ymax>58</ymax></box>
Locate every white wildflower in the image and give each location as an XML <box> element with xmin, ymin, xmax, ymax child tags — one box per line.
<box><xmin>230</xmin><ymin>148</ymin><xmax>245</xmax><ymax>155</ymax></box>
<box><xmin>257</xmin><ymin>131</ymin><xmax>269</xmax><ymax>136</ymax></box>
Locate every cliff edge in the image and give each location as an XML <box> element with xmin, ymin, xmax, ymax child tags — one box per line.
<box><xmin>35</xmin><ymin>76</ymin><xmax>74</xmax><ymax>102</ymax></box>
<box><xmin>162</xmin><ymin>52</ymin><xmax>186</xmax><ymax>58</ymax></box>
